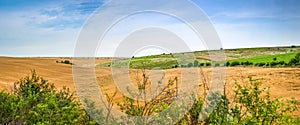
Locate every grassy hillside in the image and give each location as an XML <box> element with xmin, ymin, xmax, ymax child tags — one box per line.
<box><xmin>228</xmin><ymin>53</ymin><xmax>297</xmax><ymax>64</ymax></box>
<box><xmin>98</xmin><ymin>46</ymin><xmax>300</xmax><ymax>69</ymax></box>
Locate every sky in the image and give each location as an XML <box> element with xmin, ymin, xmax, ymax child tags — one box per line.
<box><xmin>0</xmin><ymin>0</ymin><xmax>300</xmax><ymax>57</ymax></box>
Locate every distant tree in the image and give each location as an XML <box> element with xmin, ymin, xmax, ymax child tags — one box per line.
<box><xmin>64</xmin><ymin>60</ymin><xmax>71</xmax><ymax>64</ymax></box>
<box><xmin>230</xmin><ymin>61</ymin><xmax>240</xmax><ymax>66</ymax></box>
<box><xmin>241</xmin><ymin>62</ymin><xmax>244</xmax><ymax>65</ymax></box>
<box><xmin>226</xmin><ymin>61</ymin><xmax>230</xmax><ymax>66</ymax></box>
<box><xmin>200</xmin><ymin>63</ymin><xmax>205</xmax><ymax>67</ymax></box>
<box><xmin>270</xmin><ymin>61</ymin><xmax>279</xmax><ymax>67</ymax></box>
<box><xmin>174</xmin><ymin>65</ymin><xmax>178</xmax><ymax>68</ymax></box>
<box><xmin>244</xmin><ymin>61</ymin><xmax>252</xmax><ymax>66</ymax></box>
<box><xmin>205</xmin><ymin>62</ymin><xmax>211</xmax><ymax>66</ymax></box>
<box><xmin>278</xmin><ymin>61</ymin><xmax>285</xmax><ymax>65</ymax></box>
<box><xmin>288</xmin><ymin>52</ymin><xmax>300</xmax><ymax>65</ymax></box>
<box><xmin>194</xmin><ymin>60</ymin><xmax>199</xmax><ymax>67</ymax></box>
<box><xmin>188</xmin><ymin>63</ymin><xmax>193</xmax><ymax>67</ymax></box>
<box><xmin>256</xmin><ymin>62</ymin><xmax>266</xmax><ymax>67</ymax></box>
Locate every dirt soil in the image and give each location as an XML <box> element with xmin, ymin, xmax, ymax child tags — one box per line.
<box><xmin>0</xmin><ymin>57</ymin><xmax>299</xmax><ymax>115</ymax></box>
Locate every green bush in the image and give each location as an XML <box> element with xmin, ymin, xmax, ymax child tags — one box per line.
<box><xmin>278</xmin><ymin>61</ymin><xmax>285</xmax><ymax>65</ymax></box>
<box><xmin>0</xmin><ymin>71</ymin><xmax>102</xmax><ymax>124</ymax></box>
<box><xmin>58</xmin><ymin>60</ymin><xmax>73</xmax><ymax>65</ymax></box>
<box><xmin>207</xmin><ymin>77</ymin><xmax>299</xmax><ymax>125</ymax></box>
<box><xmin>200</xmin><ymin>63</ymin><xmax>205</xmax><ymax>67</ymax></box>
<box><xmin>174</xmin><ymin>65</ymin><xmax>178</xmax><ymax>68</ymax></box>
<box><xmin>230</xmin><ymin>61</ymin><xmax>240</xmax><ymax>66</ymax></box>
<box><xmin>226</xmin><ymin>61</ymin><xmax>230</xmax><ymax>66</ymax></box>
<box><xmin>188</xmin><ymin>63</ymin><xmax>193</xmax><ymax>67</ymax></box>
<box><xmin>194</xmin><ymin>60</ymin><xmax>199</xmax><ymax>67</ymax></box>
<box><xmin>205</xmin><ymin>62</ymin><xmax>211</xmax><ymax>66</ymax></box>
<box><xmin>289</xmin><ymin>52</ymin><xmax>300</xmax><ymax>66</ymax></box>
<box><xmin>270</xmin><ymin>61</ymin><xmax>279</xmax><ymax>67</ymax></box>
<box><xmin>64</xmin><ymin>60</ymin><xmax>71</xmax><ymax>64</ymax></box>
<box><xmin>255</xmin><ymin>62</ymin><xmax>266</xmax><ymax>67</ymax></box>
<box><xmin>243</xmin><ymin>61</ymin><xmax>253</xmax><ymax>66</ymax></box>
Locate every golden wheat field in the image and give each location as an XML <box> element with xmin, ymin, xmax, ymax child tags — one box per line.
<box><xmin>0</xmin><ymin>56</ymin><xmax>299</xmax><ymax>115</ymax></box>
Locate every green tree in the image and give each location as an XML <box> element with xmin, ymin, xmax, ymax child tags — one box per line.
<box><xmin>230</xmin><ymin>61</ymin><xmax>240</xmax><ymax>66</ymax></box>
<box><xmin>188</xmin><ymin>63</ymin><xmax>193</xmax><ymax>67</ymax></box>
<box><xmin>194</xmin><ymin>60</ymin><xmax>199</xmax><ymax>67</ymax></box>
<box><xmin>289</xmin><ymin>52</ymin><xmax>300</xmax><ymax>65</ymax></box>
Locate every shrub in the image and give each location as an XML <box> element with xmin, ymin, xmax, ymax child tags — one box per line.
<box><xmin>230</xmin><ymin>61</ymin><xmax>240</xmax><ymax>66</ymax></box>
<box><xmin>199</xmin><ymin>63</ymin><xmax>205</xmax><ymax>67</ymax></box>
<box><xmin>117</xmin><ymin>70</ymin><xmax>178</xmax><ymax>124</ymax></box>
<box><xmin>243</xmin><ymin>61</ymin><xmax>253</xmax><ymax>66</ymax></box>
<box><xmin>64</xmin><ymin>60</ymin><xmax>71</xmax><ymax>64</ymax></box>
<box><xmin>255</xmin><ymin>62</ymin><xmax>266</xmax><ymax>67</ymax></box>
<box><xmin>278</xmin><ymin>61</ymin><xmax>285</xmax><ymax>65</ymax></box>
<box><xmin>188</xmin><ymin>63</ymin><xmax>193</xmax><ymax>67</ymax></box>
<box><xmin>58</xmin><ymin>60</ymin><xmax>73</xmax><ymax>65</ymax></box>
<box><xmin>208</xmin><ymin>77</ymin><xmax>299</xmax><ymax>125</ymax></box>
<box><xmin>205</xmin><ymin>62</ymin><xmax>211</xmax><ymax>66</ymax></box>
<box><xmin>226</xmin><ymin>61</ymin><xmax>230</xmax><ymax>66</ymax></box>
<box><xmin>249</xmin><ymin>62</ymin><xmax>254</xmax><ymax>65</ymax></box>
<box><xmin>0</xmin><ymin>71</ymin><xmax>102</xmax><ymax>124</ymax></box>
<box><xmin>194</xmin><ymin>60</ymin><xmax>199</xmax><ymax>67</ymax></box>
<box><xmin>288</xmin><ymin>52</ymin><xmax>300</xmax><ymax>66</ymax></box>
<box><xmin>270</xmin><ymin>61</ymin><xmax>279</xmax><ymax>67</ymax></box>
<box><xmin>174</xmin><ymin>65</ymin><xmax>178</xmax><ymax>68</ymax></box>
<box><xmin>0</xmin><ymin>91</ymin><xmax>18</xmax><ymax>124</ymax></box>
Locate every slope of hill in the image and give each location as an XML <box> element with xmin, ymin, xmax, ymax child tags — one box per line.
<box><xmin>98</xmin><ymin>46</ymin><xmax>300</xmax><ymax>69</ymax></box>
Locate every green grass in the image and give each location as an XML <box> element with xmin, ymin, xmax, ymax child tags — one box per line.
<box><xmin>99</xmin><ymin>58</ymin><xmax>182</xmax><ymax>69</ymax></box>
<box><xmin>228</xmin><ymin>52</ymin><xmax>297</xmax><ymax>64</ymax></box>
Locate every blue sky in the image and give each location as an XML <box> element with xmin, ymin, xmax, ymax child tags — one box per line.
<box><xmin>0</xmin><ymin>0</ymin><xmax>299</xmax><ymax>57</ymax></box>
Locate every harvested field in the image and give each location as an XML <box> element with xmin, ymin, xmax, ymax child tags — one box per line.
<box><xmin>0</xmin><ymin>57</ymin><xmax>299</xmax><ymax>115</ymax></box>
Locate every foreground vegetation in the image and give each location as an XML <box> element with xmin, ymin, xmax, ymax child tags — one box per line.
<box><xmin>1</xmin><ymin>70</ymin><xmax>299</xmax><ymax>124</ymax></box>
